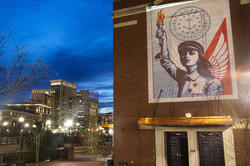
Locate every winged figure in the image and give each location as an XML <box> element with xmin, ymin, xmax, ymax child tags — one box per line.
<box><xmin>156</xmin><ymin>13</ymin><xmax>230</xmax><ymax>97</ymax></box>
<box><xmin>204</xmin><ymin>18</ymin><xmax>232</xmax><ymax>95</ymax></box>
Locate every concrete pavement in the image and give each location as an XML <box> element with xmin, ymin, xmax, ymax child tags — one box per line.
<box><xmin>26</xmin><ymin>160</ymin><xmax>107</xmax><ymax>166</ymax></box>
<box><xmin>24</xmin><ymin>153</ymin><xmax>112</xmax><ymax>166</ymax></box>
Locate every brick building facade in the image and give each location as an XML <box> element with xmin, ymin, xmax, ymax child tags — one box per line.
<box><xmin>113</xmin><ymin>0</ymin><xmax>250</xmax><ymax>166</ymax></box>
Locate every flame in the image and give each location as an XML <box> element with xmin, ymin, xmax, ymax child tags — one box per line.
<box><xmin>157</xmin><ymin>9</ymin><xmax>165</xmax><ymax>23</ymax></box>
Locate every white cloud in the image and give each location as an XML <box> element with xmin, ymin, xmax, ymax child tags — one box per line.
<box><xmin>100</xmin><ymin>107</ymin><xmax>113</xmax><ymax>114</ymax></box>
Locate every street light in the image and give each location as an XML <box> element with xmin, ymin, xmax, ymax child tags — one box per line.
<box><xmin>3</xmin><ymin>121</ymin><xmax>8</xmax><ymax>126</ymax></box>
<box><xmin>108</xmin><ymin>128</ymin><xmax>114</xmax><ymax>135</ymax></box>
<box><xmin>18</xmin><ymin>117</ymin><xmax>24</xmax><ymax>160</ymax></box>
<box><xmin>24</xmin><ymin>123</ymin><xmax>29</xmax><ymax>128</ymax></box>
<box><xmin>52</xmin><ymin>129</ymin><xmax>58</xmax><ymax>134</ymax></box>
<box><xmin>46</xmin><ymin>120</ymin><xmax>52</xmax><ymax>129</ymax></box>
<box><xmin>46</xmin><ymin>120</ymin><xmax>51</xmax><ymax>125</ymax></box>
<box><xmin>64</xmin><ymin>119</ymin><xmax>73</xmax><ymax>144</ymax></box>
<box><xmin>64</xmin><ymin>119</ymin><xmax>73</xmax><ymax>128</ymax></box>
<box><xmin>18</xmin><ymin>117</ymin><xmax>24</xmax><ymax>123</ymax></box>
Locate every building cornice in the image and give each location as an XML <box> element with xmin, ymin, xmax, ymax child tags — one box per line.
<box><xmin>112</xmin><ymin>0</ymin><xmax>164</xmax><ymax>19</ymax></box>
<box><xmin>112</xmin><ymin>3</ymin><xmax>149</xmax><ymax>19</ymax></box>
<box><xmin>112</xmin><ymin>0</ymin><xmax>249</xmax><ymax>19</ymax></box>
<box><xmin>138</xmin><ymin>116</ymin><xmax>232</xmax><ymax>129</ymax></box>
<box><xmin>7</xmin><ymin>104</ymin><xmax>52</xmax><ymax>109</ymax></box>
<box><xmin>154</xmin><ymin>0</ymin><xmax>165</xmax><ymax>5</ymax></box>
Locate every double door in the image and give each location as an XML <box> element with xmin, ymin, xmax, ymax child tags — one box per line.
<box><xmin>165</xmin><ymin>132</ymin><xmax>189</xmax><ymax>166</ymax></box>
<box><xmin>198</xmin><ymin>132</ymin><xmax>225</xmax><ymax>166</ymax></box>
<box><xmin>165</xmin><ymin>132</ymin><xmax>225</xmax><ymax>166</ymax></box>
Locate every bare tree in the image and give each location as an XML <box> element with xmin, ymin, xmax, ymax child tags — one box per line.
<box><xmin>220</xmin><ymin>85</ymin><xmax>250</xmax><ymax>166</ymax></box>
<box><xmin>0</xmin><ymin>32</ymin><xmax>55</xmax><ymax>104</ymax></box>
<box><xmin>84</xmin><ymin>110</ymin><xmax>106</xmax><ymax>166</ymax></box>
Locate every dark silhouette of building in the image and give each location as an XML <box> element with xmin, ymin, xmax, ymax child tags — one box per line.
<box><xmin>75</xmin><ymin>90</ymin><xmax>99</xmax><ymax>125</ymax></box>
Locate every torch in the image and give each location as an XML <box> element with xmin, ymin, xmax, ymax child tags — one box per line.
<box><xmin>155</xmin><ymin>9</ymin><xmax>165</xmax><ymax>59</ymax></box>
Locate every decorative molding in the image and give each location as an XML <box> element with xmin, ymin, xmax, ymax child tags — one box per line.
<box><xmin>154</xmin><ymin>0</ymin><xmax>165</xmax><ymax>5</ymax></box>
<box><xmin>111</xmin><ymin>0</ymin><xmax>194</xmax><ymax>19</ymax></box>
<box><xmin>138</xmin><ymin>116</ymin><xmax>233</xmax><ymax>128</ymax></box>
<box><xmin>113</xmin><ymin>0</ymin><xmax>163</xmax><ymax>4</ymax></box>
<box><xmin>241</xmin><ymin>0</ymin><xmax>250</xmax><ymax>5</ymax></box>
<box><xmin>114</xmin><ymin>20</ymin><xmax>138</xmax><ymax>28</ymax></box>
<box><xmin>112</xmin><ymin>3</ymin><xmax>149</xmax><ymax>19</ymax></box>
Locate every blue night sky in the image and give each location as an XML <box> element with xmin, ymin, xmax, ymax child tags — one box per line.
<box><xmin>0</xmin><ymin>0</ymin><xmax>113</xmax><ymax>113</ymax></box>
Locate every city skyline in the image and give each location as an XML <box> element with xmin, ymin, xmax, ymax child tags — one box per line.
<box><xmin>0</xmin><ymin>0</ymin><xmax>113</xmax><ymax>113</ymax></box>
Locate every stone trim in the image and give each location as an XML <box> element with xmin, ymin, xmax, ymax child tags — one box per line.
<box><xmin>112</xmin><ymin>3</ymin><xmax>149</xmax><ymax>19</ymax></box>
<box><xmin>114</xmin><ymin>20</ymin><xmax>138</xmax><ymax>28</ymax></box>
<box><xmin>111</xmin><ymin>0</ymin><xmax>193</xmax><ymax>19</ymax></box>
<box><xmin>154</xmin><ymin>0</ymin><xmax>165</xmax><ymax>5</ymax></box>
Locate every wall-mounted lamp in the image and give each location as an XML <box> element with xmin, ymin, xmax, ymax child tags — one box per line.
<box><xmin>185</xmin><ymin>113</ymin><xmax>192</xmax><ymax>118</ymax></box>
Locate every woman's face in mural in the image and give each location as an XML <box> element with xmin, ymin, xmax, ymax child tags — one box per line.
<box><xmin>180</xmin><ymin>49</ymin><xmax>199</xmax><ymax>67</ymax></box>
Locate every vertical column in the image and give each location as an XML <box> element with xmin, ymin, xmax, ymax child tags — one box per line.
<box><xmin>223</xmin><ymin>127</ymin><xmax>236</xmax><ymax>166</ymax></box>
<box><xmin>155</xmin><ymin>127</ymin><xmax>166</xmax><ymax>166</ymax></box>
<box><xmin>187</xmin><ymin>130</ymin><xmax>199</xmax><ymax>166</ymax></box>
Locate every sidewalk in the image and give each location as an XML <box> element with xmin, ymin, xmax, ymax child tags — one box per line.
<box><xmin>26</xmin><ymin>160</ymin><xmax>107</xmax><ymax>166</ymax></box>
<box><xmin>74</xmin><ymin>153</ymin><xmax>112</xmax><ymax>161</ymax></box>
<box><xmin>24</xmin><ymin>153</ymin><xmax>111</xmax><ymax>166</ymax></box>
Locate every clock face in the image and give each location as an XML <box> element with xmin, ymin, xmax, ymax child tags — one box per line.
<box><xmin>169</xmin><ymin>6</ymin><xmax>210</xmax><ymax>41</ymax></box>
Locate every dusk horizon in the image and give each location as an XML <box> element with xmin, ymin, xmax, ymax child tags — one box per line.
<box><xmin>0</xmin><ymin>0</ymin><xmax>113</xmax><ymax>113</ymax></box>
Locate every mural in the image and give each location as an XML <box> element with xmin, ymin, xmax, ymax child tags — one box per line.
<box><xmin>147</xmin><ymin>0</ymin><xmax>238</xmax><ymax>103</ymax></box>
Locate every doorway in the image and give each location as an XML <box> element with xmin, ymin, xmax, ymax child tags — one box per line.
<box><xmin>198</xmin><ymin>132</ymin><xmax>225</xmax><ymax>166</ymax></box>
<box><xmin>165</xmin><ymin>132</ymin><xmax>189</xmax><ymax>166</ymax></box>
<box><xmin>155</xmin><ymin>127</ymin><xmax>236</xmax><ymax>166</ymax></box>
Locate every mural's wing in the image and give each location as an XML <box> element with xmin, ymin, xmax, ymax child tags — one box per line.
<box><xmin>203</xmin><ymin>18</ymin><xmax>230</xmax><ymax>80</ymax></box>
<box><xmin>208</xmin><ymin>32</ymin><xmax>229</xmax><ymax>80</ymax></box>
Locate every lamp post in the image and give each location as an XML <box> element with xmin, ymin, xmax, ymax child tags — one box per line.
<box><xmin>64</xmin><ymin>119</ymin><xmax>73</xmax><ymax>144</ymax></box>
<box><xmin>33</xmin><ymin>121</ymin><xmax>42</xmax><ymax>166</ymax></box>
<box><xmin>46</xmin><ymin>120</ymin><xmax>52</xmax><ymax>129</ymax></box>
<box><xmin>18</xmin><ymin>117</ymin><xmax>24</xmax><ymax>160</ymax></box>
<box><xmin>63</xmin><ymin>119</ymin><xmax>74</xmax><ymax>160</ymax></box>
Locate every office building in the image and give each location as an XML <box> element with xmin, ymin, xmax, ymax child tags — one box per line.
<box><xmin>50</xmin><ymin>80</ymin><xmax>77</xmax><ymax>127</ymax></box>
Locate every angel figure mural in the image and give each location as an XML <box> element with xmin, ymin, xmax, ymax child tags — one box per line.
<box><xmin>155</xmin><ymin>10</ymin><xmax>231</xmax><ymax>98</ymax></box>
